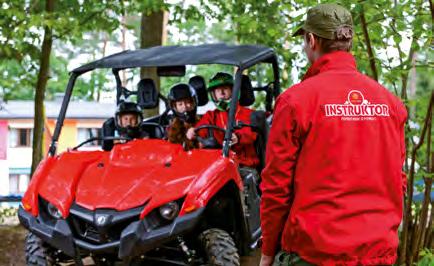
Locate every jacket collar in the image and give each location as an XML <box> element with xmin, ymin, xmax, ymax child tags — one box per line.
<box><xmin>302</xmin><ymin>51</ymin><xmax>357</xmax><ymax>81</ymax></box>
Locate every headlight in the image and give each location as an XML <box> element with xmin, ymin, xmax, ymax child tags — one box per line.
<box><xmin>159</xmin><ymin>201</ymin><xmax>179</xmax><ymax>221</ymax></box>
<box><xmin>47</xmin><ymin>203</ymin><xmax>62</xmax><ymax>219</ymax></box>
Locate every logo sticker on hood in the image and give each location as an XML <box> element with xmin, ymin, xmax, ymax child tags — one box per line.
<box><xmin>324</xmin><ymin>90</ymin><xmax>390</xmax><ymax>121</ymax></box>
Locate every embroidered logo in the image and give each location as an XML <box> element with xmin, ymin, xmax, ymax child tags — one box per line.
<box><xmin>324</xmin><ymin>90</ymin><xmax>390</xmax><ymax>121</ymax></box>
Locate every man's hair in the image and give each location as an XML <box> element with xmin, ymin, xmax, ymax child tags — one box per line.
<box><xmin>306</xmin><ymin>26</ymin><xmax>353</xmax><ymax>53</ymax></box>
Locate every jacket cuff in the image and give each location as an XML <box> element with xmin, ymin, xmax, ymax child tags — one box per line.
<box><xmin>261</xmin><ymin>237</ymin><xmax>279</xmax><ymax>257</ymax></box>
<box><xmin>235</xmin><ymin>132</ymin><xmax>241</xmax><ymax>145</ymax></box>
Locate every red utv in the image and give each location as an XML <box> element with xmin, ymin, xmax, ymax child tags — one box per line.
<box><xmin>18</xmin><ymin>44</ymin><xmax>280</xmax><ymax>265</ymax></box>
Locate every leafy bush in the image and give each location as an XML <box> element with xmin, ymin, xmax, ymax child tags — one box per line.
<box><xmin>0</xmin><ymin>207</ymin><xmax>18</xmax><ymax>224</ymax></box>
<box><xmin>417</xmin><ymin>249</ymin><xmax>434</xmax><ymax>266</ymax></box>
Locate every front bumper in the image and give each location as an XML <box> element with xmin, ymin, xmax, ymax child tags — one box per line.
<box><xmin>18</xmin><ymin>206</ymin><xmax>204</xmax><ymax>259</ymax></box>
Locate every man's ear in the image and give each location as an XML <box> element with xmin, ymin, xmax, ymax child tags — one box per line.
<box><xmin>307</xmin><ymin>32</ymin><xmax>316</xmax><ymax>49</ymax></box>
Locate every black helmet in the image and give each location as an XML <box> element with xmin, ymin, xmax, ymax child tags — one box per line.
<box><xmin>114</xmin><ymin>101</ymin><xmax>143</xmax><ymax>138</ymax></box>
<box><xmin>168</xmin><ymin>83</ymin><xmax>197</xmax><ymax>123</ymax></box>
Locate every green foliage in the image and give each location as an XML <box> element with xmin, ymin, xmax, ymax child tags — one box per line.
<box><xmin>417</xmin><ymin>249</ymin><xmax>434</xmax><ymax>266</ymax></box>
<box><xmin>1</xmin><ymin>0</ymin><xmax>430</xmax><ymax>101</ymax></box>
<box><xmin>0</xmin><ymin>59</ymin><xmax>36</xmax><ymax>100</ymax></box>
<box><xmin>197</xmin><ymin>0</ymin><xmax>300</xmax><ymax>88</ymax></box>
<box><xmin>0</xmin><ymin>0</ymin><xmax>131</xmax><ymax>101</ymax></box>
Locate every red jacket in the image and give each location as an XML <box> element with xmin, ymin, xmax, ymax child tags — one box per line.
<box><xmin>196</xmin><ymin>106</ymin><xmax>259</xmax><ymax>167</ymax></box>
<box><xmin>260</xmin><ymin>51</ymin><xmax>407</xmax><ymax>265</ymax></box>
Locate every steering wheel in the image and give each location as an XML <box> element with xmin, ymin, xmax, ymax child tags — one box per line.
<box><xmin>72</xmin><ymin>136</ymin><xmax>132</xmax><ymax>150</ymax></box>
<box><xmin>194</xmin><ymin>125</ymin><xmax>226</xmax><ymax>149</ymax></box>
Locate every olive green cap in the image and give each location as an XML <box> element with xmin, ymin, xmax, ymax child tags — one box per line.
<box><xmin>292</xmin><ymin>3</ymin><xmax>353</xmax><ymax>40</ymax></box>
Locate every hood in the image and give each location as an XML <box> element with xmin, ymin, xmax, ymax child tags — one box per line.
<box><xmin>37</xmin><ymin>139</ymin><xmax>223</xmax><ymax>213</ymax></box>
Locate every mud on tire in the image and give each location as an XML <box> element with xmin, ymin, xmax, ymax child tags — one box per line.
<box><xmin>25</xmin><ymin>232</ymin><xmax>57</xmax><ymax>266</ymax></box>
<box><xmin>199</xmin><ymin>228</ymin><xmax>240</xmax><ymax>266</ymax></box>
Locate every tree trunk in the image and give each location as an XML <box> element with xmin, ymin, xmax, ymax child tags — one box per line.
<box><xmin>31</xmin><ymin>0</ymin><xmax>54</xmax><ymax>176</ymax></box>
<box><xmin>140</xmin><ymin>8</ymin><xmax>168</xmax><ymax>118</ymax></box>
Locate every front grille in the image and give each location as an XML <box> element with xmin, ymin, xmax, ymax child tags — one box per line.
<box><xmin>83</xmin><ymin>222</ymin><xmax>100</xmax><ymax>242</ymax></box>
<box><xmin>68</xmin><ymin>203</ymin><xmax>143</xmax><ymax>244</ymax></box>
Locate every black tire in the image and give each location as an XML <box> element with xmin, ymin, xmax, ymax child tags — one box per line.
<box><xmin>25</xmin><ymin>232</ymin><xmax>57</xmax><ymax>266</ymax></box>
<box><xmin>199</xmin><ymin>228</ymin><xmax>240</xmax><ymax>266</ymax></box>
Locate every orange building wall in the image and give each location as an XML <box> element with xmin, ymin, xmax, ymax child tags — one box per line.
<box><xmin>45</xmin><ymin>119</ymin><xmax>77</xmax><ymax>153</ymax></box>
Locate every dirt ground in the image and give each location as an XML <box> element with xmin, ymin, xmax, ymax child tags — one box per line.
<box><xmin>0</xmin><ymin>225</ymin><xmax>27</xmax><ymax>266</ymax></box>
<box><xmin>0</xmin><ymin>225</ymin><xmax>260</xmax><ymax>266</ymax></box>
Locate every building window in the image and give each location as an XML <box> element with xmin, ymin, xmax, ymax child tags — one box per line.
<box><xmin>9</xmin><ymin>174</ymin><xmax>19</xmax><ymax>194</ymax></box>
<box><xmin>9</xmin><ymin>128</ymin><xmax>33</xmax><ymax>147</ymax></box>
<box><xmin>8</xmin><ymin>174</ymin><xmax>29</xmax><ymax>194</ymax></box>
<box><xmin>77</xmin><ymin>128</ymin><xmax>102</xmax><ymax>146</ymax></box>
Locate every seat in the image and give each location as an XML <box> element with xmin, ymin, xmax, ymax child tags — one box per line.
<box><xmin>250</xmin><ymin>111</ymin><xmax>269</xmax><ymax>172</ymax></box>
<box><xmin>101</xmin><ymin>117</ymin><xmax>116</xmax><ymax>151</ymax></box>
<box><xmin>239</xmin><ymin>75</ymin><xmax>255</xmax><ymax>106</ymax></box>
<box><xmin>101</xmin><ymin>118</ymin><xmax>165</xmax><ymax>151</ymax></box>
<box><xmin>189</xmin><ymin>75</ymin><xmax>209</xmax><ymax>106</ymax></box>
<box><xmin>137</xmin><ymin>78</ymin><xmax>159</xmax><ymax>109</ymax></box>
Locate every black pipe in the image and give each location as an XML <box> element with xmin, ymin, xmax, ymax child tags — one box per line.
<box><xmin>223</xmin><ymin>69</ymin><xmax>242</xmax><ymax>158</ymax></box>
<box><xmin>271</xmin><ymin>55</ymin><xmax>281</xmax><ymax>98</ymax></box>
<box><xmin>113</xmin><ymin>69</ymin><xmax>122</xmax><ymax>105</ymax></box>
<box><xmin>48</xmin><ymin>73</ymin><xmax>78</xmax><ymax>156</ymax></box>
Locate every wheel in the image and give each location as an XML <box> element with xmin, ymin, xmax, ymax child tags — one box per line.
<box><xmin>25</xmin><ymin>232</ymin><xmax>57</xmax><ymax>266</ymax></box>
<box><xmin>199</xmin><ymin>228</ymin><xmax>240</xmax><ymax>266</ymax></box>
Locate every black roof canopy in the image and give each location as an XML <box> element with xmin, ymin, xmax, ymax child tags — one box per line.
<box><xmin>72</xmin><ymin>44</ymin><xmax>276</xmax><ymax>74</ymax></box>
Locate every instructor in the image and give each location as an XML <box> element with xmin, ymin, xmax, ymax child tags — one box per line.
<box><xmin>260</xmin><ymin>3</ymin><xmax>407</xmax><ymax>266</ymax></box>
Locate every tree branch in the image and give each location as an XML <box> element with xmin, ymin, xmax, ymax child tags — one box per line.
<box><xmin>429</xmin><ymin>0</ymin><xmax>433</xmax><ymax>24</ymax></box>
<box><xmin>410</xmin><ymin>114</ymin><xmax>432</xmax><ymax>264</ymax></box>
<box><xmin>359</xmin><ymin>4</ymin><xmax>378</xmax><ymax>81</ymax></box>
<box><xmin>52</xmin><ymin>9</ymin><xmax>107</xmax><ymax>41</ymax></box>
<box><xmin>400</xmin><ymin>91</ymin><xmax>434</xmax><ymax>264</ymax></box>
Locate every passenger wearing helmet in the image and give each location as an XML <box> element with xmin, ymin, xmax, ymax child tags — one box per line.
<box><xmin>115</xmin><ymin>101</ymin><xmax>148</xmax><ymax>140</ymax></box>
<box><xmin>166</xmin><ymin>83</ymin><xmax>199</xmax><ymax>150</ymax></box>
<box><xmin>186</xmin><ymin>72</ymin><xmax>258</xmax><ymax>168</ymax></box>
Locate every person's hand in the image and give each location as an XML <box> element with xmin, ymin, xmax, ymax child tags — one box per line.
<box><xmin>186</xmin><ymin>127</ymin><xmax>196</xmax><ymax>140</ymax></box>
<box><xmin>231</xmin><ymin>133</ymin><xmax>238</xmax><ymax>145</ymax></box>
<box><xmin>259</xmin><ymin>254</ymin><xmax>274</xmax><ymax>266</ymax></box>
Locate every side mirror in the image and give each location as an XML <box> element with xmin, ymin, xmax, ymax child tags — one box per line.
<box><xmin>137</xmin><ymin>78</ymin><xmax>159</xmax><ymax>109</ymax></box>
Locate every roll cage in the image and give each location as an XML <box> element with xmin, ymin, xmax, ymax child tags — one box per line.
<box><xmin>48</xmin><ymin>43</ymin><xmax>280</xmax><ymax>158</ymax></box>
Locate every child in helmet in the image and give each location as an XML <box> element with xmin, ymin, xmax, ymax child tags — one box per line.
<box><xmin>115</xmin><ymin>101</ymin><xmax>148</xmax><ymax>140</ymax></box>
<box><xmin>167</xmin><ymin>83</ymin><xmax>199</xmax><ymax>150</ymax></box>
<box><xmin>186</xmin><ymin>72</ymin><xmax>258</xmax><ymax>168</ymax></box>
